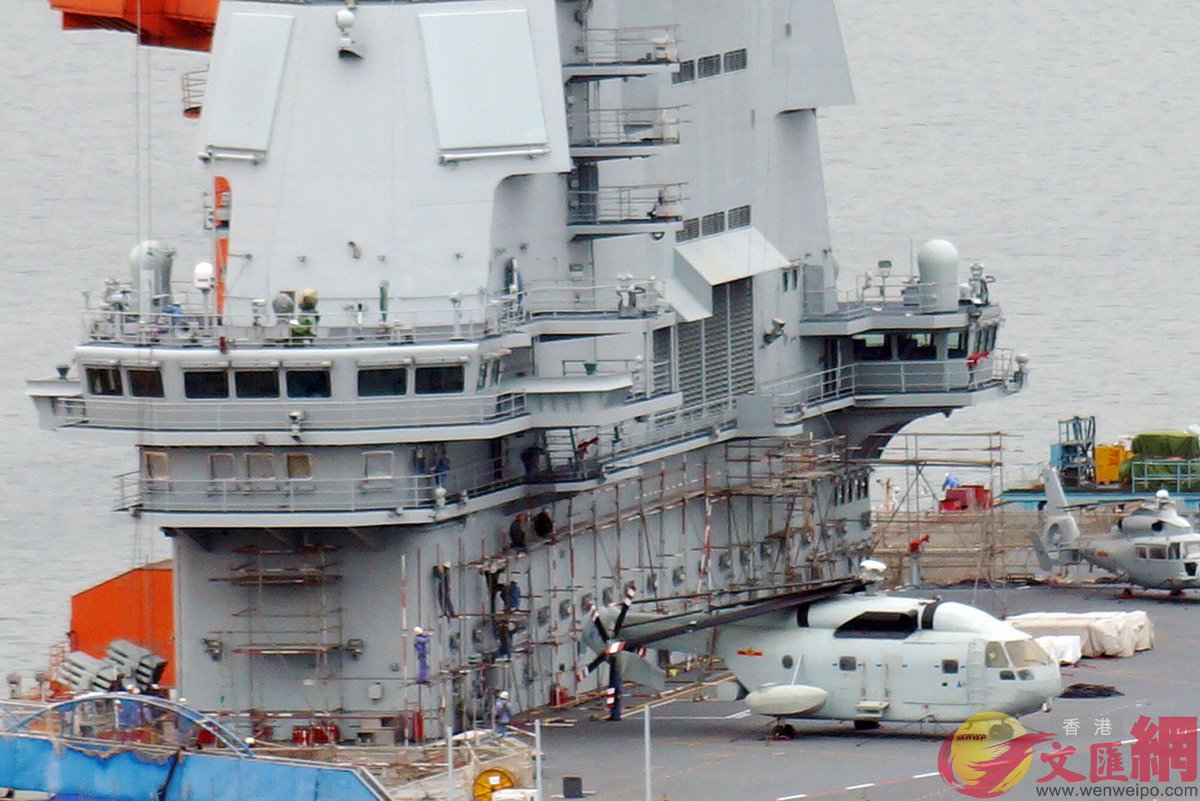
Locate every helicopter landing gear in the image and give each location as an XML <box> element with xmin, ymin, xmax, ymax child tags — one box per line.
<box><xmin>767</xmin><ymin>722</ymin><xmax>796</xmax><ymax>740</ymax></box>
<box><xmin>854</xmin><ymin>719</ymin><xmax>881</xmax><ymax>731</ymax></box>
<box><xmin>1119</xmin><ymin>587</ymin><xmax>1135</xmax><ymax>599</ymax></box>
<box><xmin>1169</xmin><ymin>588</ymin><xmax>1185</xmax><ymax>598</ymax></box>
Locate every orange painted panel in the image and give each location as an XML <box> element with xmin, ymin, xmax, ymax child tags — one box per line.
<box><xmin>70</xmin><ymin>562</ymin><xmax>175</xmax><ymax>686</ymax></box>
<box><xmin>49</xmin><ymin>0</ymin><xmax>213</xmax><ymax>51</ymax></box>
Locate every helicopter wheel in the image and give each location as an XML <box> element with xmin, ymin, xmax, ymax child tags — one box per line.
<box><xmin>1119</xmin><ymin>588</ymin><xmax>1135</xmax><ymax>599</ymax></box>
<box><xmin>854</xmin><ymin>719</ymin><xmax>880</xmax><ymax>731</ymax></box>
<box><xmin>1169</xmin><ymin>589</ymin><xmax>1185</xmax><ymax>597</ymax></box>
<box><xmin>767</xmin><ymin>722</ymin><xmax>796</xmax><ymax>741</ymax></box>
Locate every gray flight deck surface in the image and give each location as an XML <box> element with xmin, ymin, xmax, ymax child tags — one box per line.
<box><xmin>534</xmin><ymin>586</ymin><xmax>1199</xmax><ymax>801</ymax></box>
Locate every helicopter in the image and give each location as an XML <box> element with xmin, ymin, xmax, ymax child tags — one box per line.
<box><xmin>1030</xmin><ymin>466</ymin><xmax>1200</xmax><ymax>595</ymax></box>
<box><xmin>583</xmin><ymin>565</ymin><xmax>1061</xmax><ymax>736</ymax></box>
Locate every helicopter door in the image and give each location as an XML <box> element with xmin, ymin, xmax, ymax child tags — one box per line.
<box><xmin>862</xmin><ymin>653</ymin><xmax>900</xmax><ymax>707</ymax></box>
<box><xmin>901</xmin><ymin>642</ymin><xmax>971</xmax><ymax>707</ymax></box>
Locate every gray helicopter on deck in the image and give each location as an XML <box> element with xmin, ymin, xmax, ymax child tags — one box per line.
<box><xmin>1031</xmin><ymin>466</ymin><xmax>1200</xmax><ymax>594</ymax></box>
<box><xmin>583</xmin><ymin>565</ymin><xmax>1060</xmax><ymax>737</ymax></box>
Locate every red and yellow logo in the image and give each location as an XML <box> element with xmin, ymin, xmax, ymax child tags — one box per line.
<box><xmin>938</xmin><ymin>712</ymin><xmax>1054</xmax><ymax>798</ymax></box>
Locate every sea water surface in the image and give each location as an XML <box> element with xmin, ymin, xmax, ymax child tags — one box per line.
<box><xmin>1</xmin><ymin>0</ymin><xmax>1197</xmax><ymax>677</ymax></box>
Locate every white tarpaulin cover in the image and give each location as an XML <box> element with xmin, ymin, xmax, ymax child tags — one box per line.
<box><xmin>1006</xmin><ymin>612</ymin><xmax>1155</xmax><ymax>658</ymax></box>
<box><xmin>1035</xmin><ymin>635</ymin><xmax>1084</xmax><ymax>665</ymax></box>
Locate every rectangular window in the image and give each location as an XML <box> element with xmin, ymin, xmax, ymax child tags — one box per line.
<box><xmin>851</xmin><ymin>333</ymin><xmax>891</xmax><ymax>361</ymax></box>
<box><xmin>246</xmin><ymin>453</ymin><xmax>275</xmax><ymax>480</ymax></box>
<box><xmin>838</xmin><ymin>656</ymin><xmax>857</xmax><ymax>672</ymax></box>
<box><xmin>1148</xmin><ymin>545</ymin><xmax>1168</xmax><ymax>560</ymax></box>
<box><xmin>942</xmin><ymin>659</ymin><xmax>960</xmax><ymax>674</ymax></box>
<box><xmin>286</xmin><ymin>369</ymin><xmax>331</xmax><ymax>398</ymax></box>
<box><xmin>415</xmin><ymin>365</ymin><xmax>465</xmax><ymax>394</ymax></box>
<box><xmin>209</xmin><ymin>453</ymin><xmax>235</xmax><ymax>481</ymax></box>
<box><xmin>358</xmin><ymin>367</ymin><xmax>408</xmax><ymax>397</ymax></box>
<box><xmin>476</xmin><ymin>363</ymin><xmax>489</xmax><ymax>392</ymax></box>
<box><xmin>896</xmin><ymin>332</ymin><xmax>936</xmax><ymax>360</ymax></box>
<box><xmin>782</xmin><ymin>271</ymin><xmax>791</xmax><ymax>293</ymax></box>
<box><xmin>676</xmin><ymin>218</ymin><xmax>700</xmax><ymax>243</ymax></box>
<box><xmin>143</xmin><ymin>451</ymin><xmax>169</xmax><ymax>481</ymax></box>
<box><xmin>697</xmin><ymin>54</ymin><xmax>722</xmax><ymax>78</ymax></box>
<box><xmin>235</xmin><ymin>369</ymin><xmax>280</xmax><ymax>398</ymax></box>
<box><xmin>286</xmin><ymin>453</ymin><xmax>313</xmax><ymax>480</ymax></box>
<box><xmin>672</xmin><ymin>60</ymin><xmax>695</xmax><ymax>84</ymax></box>
<box><xmin>1136</xmin><ymin>546</ymin><xmax>1149</xmax><ymax>559</ymax></box>
<box><xmin>723</xmin><ymin>48</ymin><xmax>748</xmax><ymax>72</ymax></box>
<box><xmin>727</xmin><ymin>205</ymin><xmax>751</xmax><ymax>229</ymax></box>
<box><xmin>127</xmin><ymin>368</ymin><xmax>164</xmax><ymax>398</ymax></box>
<box><xmin>184</xmin><ymin>370</ymin><xmax>229</xmax><ymax>399</ymax></box>
<box><xmin>947</xmin><ymin>329</ymin><xmax>969</xmax><ymax>359</ymax></box>
<box><xmin>364</xmin><ymin>450</ymin><xmax>394</xmax><ymax>479</ymax></box>
<box><xmin>700</xmin><ymin>211</ymin><xmax>726</xmax><ymax>236</ymax></box>
<box><xmin>86</xmin><ymin>367</ymin><xmax>123</xmax><ymax>396</ymax></box>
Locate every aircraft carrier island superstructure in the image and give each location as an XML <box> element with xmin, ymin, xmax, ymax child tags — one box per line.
<box><xmin>29</xmin><ymin>0</ymin><xmax>1026</xmax><ymax>739</ymax></box>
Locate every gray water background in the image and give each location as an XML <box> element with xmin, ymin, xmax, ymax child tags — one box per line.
<box><xmin>0</xmin><ymin>0</ymin><xmax>1196</xmax><ymax>677</ymax></box>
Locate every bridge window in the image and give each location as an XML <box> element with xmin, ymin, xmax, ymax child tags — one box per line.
<box><xmin>672</xmin><ymin>60</ymin><xmax>695</xmax><ymax>84</ymax></box>
<box><xmin>833</xmin><ymin>611</ymin><xmax>917</xmax><ymax>639</ymax></box>
<box><xmin>896</xmin><ymin>332</ymin><xmax>936</xmax><ymax>360</ymax></box>
<box><xmin>947</xmin><ymin>329</ymin><xmax>968</xmax><ymax>359</ymax></box>
<box><xmin>286</xmin><ymin>369</ymin><xmax>331</xmax><ymax>399</ymax></box>
<box><xmin>184</xmin><ymin>370</ymin><xmax>229</xmax><ymax>399</ymax></box>
<box><xmin>235</xmin><ymin>369</ymin><xmax>280</xmax><ymax>398</ymax></box>
<box><xmin>851</xmin><ymin>333</ymin><xmax>890</xmax><ymax>361</ymax></box>
<box><xmin>86</xmin><ymin>366</ymin><xmax>123</xmax><ymax>396</ymax></box>
<box><xmin>415</xmin><ymin>366</ymin><xmax>465</xmax><ymax>394</ymax></box>
<box><xmin>358</xmin><ymin>367</ymin><xmax>408</xmax><ymax>397</ymax></box>
<box><xmin>985</xmin><ymin>641</ymin><xmax>1009</xmax><ymax>668</ymax></box>
<box><xmin>127</xmin><ymin>368</ymin><xmax>164</xmax><ymax>398</ymax></box>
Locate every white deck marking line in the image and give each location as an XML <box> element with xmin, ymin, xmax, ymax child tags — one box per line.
<box><xmin>776</xmin><ymin>794</ymin><xmax>807</xmax><ymax>800</ymax></box>
<box><xmin>911</xmin><ymin>771</ymin><xmax>941</xmax><ymax>779</ymax></box>
<box><xmin>725</xmin><ymin>709</ymin><xmax>752</xmax><ymax>719</ymax></box>
<box><xmin>845</xmin><ymin>783</ymin><xmax>876</xmax><ymax>791</ymax></box>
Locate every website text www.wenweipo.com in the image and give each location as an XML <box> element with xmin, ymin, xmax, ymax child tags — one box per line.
<box><xmin>1035</xmin><ymin>785</ymin><xmax>1199</xmax><ymax>798</ymax></box>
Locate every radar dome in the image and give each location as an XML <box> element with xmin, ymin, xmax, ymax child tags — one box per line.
<box><xmin>916</xmin><ymin>239</ymin><xmax>960</xmax><ymax>312</ymax></box>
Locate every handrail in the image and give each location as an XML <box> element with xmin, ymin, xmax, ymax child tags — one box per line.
<box><xmin>55</xmin><ymin>392</ymin><xmax>527</xmax><ymax>432</ymax></box>
<box><xmin>83</xmin><ymin>279</ymin><xmax>669</xmax><ymax>347</ymax></box>
<box><xmin>579</xmin><ymin>26</ymin><xmax>678</xmax><ymax>65</ymax></box>
<box><xmin>568</xmin><ymin>183</ymin><xmax>685</xmax><ymax>225</ymax></box>
<box><xmin>569</xmin><ymin>106</ymin><xmax>685</xmax><ymax>147</ymax></box>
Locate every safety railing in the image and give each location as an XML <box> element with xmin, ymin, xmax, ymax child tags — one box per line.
<box><xmin>1130</xmin><ymin>460</ymin><xmax>1200</xmax><ymax>493</ymax></box>
<box><xmin>115</xmin><ymin>455</ymin><xmax>521</xmax><ymax>514</ymax></box>
<box><xmin>60</xmin><ymin>393</ymin><xmax>527</xmax><ymax>432</ymax></box>
<box><xmin>577</xmin><ymin>26</ymin><xmax>678</xmax><ymax>65</ymax></box>
<box><xmin>83</xmin><ymin>279</ymin><xmax>670</xmax><ymax>347</ymax></box>
<box><xmin>569</xmin><ymin>107</ymin><xmax>684</xmax><ymax>148</ymax></box>
<box><xmin>567</xmin><ymin>184</ymin><xmax>685</xmax><ymax>225</ymax></box>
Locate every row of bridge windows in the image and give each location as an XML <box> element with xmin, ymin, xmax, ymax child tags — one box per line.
<box><xmin>85</xmin><ymin>365</ymin><xmax>466</xmax><ymax>400</ymax></box>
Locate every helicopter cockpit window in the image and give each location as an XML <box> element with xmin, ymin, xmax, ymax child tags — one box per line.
<box><xmin>1136</xmin><ymin>546</ymin><xmax>1149</xmax><ymax>559</ymax></box>
<box><xmin>1169</xmin><ymin>543</ymin><xmax>1181</xmax><ymax>560</ymax></box>
<box><xmin>985</xmin><ymin>641</ymin><xmax>1009</xmax><ymax>668</ymax></box>
<box><xmin>1183</xmin><ymin>542</ymin><xmax>1200</xmax><ymax>558</ymax></box>
<box><xmin>1004</xmin><ymin>639</ymin><xmax>1054</xmax><ymax>668</ymax></box>
<box><xmin>1148</xmin><ymin>545</ymin><xmax>1168</xmax><ymax>560</ymax></box>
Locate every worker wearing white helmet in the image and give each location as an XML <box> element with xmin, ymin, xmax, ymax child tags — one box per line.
<box><xmin>493</xmin><ymin>690</ymin><xmax>512</xmax><ymax>736</ymax></box>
